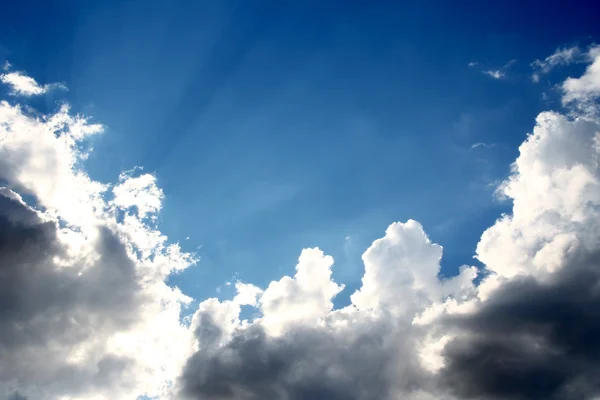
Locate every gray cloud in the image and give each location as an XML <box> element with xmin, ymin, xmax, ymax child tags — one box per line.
<box><xmin>7</xmin><ymin>393</ymin><xmax>27</xmax><ymax>400</ymax></box>
<box><xmin>440</xmin><ymin>250</ymin><xmax>600</xmax><ymax>400</ymax></box>
<box><xmin>0</xmin><ymin>74</ymin><xmax>197</xmax><ymax>398</ymax></box>
<box><xmin>179</xmin><ymin>249</ymin><xmax>600</xmax><ymax>400</ymax></box>
<box><xmin>0</xmin><ymin>190</ymin><xmax>142</xmax><ymax>397</ymax></box>
<box><xmin>178</xmin><ymin>311</ymin><xmax>431</xmax><ymax>400</ymax></box>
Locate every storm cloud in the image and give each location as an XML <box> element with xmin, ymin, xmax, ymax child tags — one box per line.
<box><xmin>180</xmin><ymin>319</ymin><xmax>401</xmax><ymax>400</ymax></box>
<box><xmin>440</xmin><ymin>251</ymin><xmax>600</xmax><ymax>400</ymax></box>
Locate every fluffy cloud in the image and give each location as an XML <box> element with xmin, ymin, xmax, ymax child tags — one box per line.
<box><xmin>439</xmin><ymin>46</ymin><xmax>600</xmax><ymax>399</ymax></box>
<box><xmin>112</xmin><ymin>171</ymin><xmax>164</xmax><ymax>219</ymax></box>
<box><xmin>563</xmin><ymin>46</ymin><xmax>600</xmax><ymax>109</ymax></box>
<box><xmin>0</xmin><ymin>101</ymin><xmax>106</xmax><ymax>228</ymax></box>
<box><xmin>476</xmin><ymin>111</ymin><xmax>600</xmax><ymax>279</ymax></box>
<box><xmin>439</xmin><ymin>250</ymin><xmax>600</xmax><ymax>399</ymax></box>
<box><xmin>0</xmin><ymin>191</ymin><xmax>143</xmax><ymax>397</ymax></box>
<box><xmin>0</xmin><ymin>79</ymin><xmax>196</xmax><ymax>399</ymax></box>
<box><xmin>177</xmin><ymin>221</ymin><xmax>477</xmax><ymax>400</ymax></box>
<box><xmin>3</xmin><ymin>45</ymin><xmax>600</xmax><ymax>400</ymax></box>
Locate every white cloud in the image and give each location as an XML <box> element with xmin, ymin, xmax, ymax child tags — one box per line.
<box><xmin>470</xmin><ymin>142</ymin><xmax>495</xmax><ymax>149</ymax></box>
<box><xmin>176</xmin><ymin>219</ymin><xmax>478</xmax><ymax>399</ymax></box>
<box><xmin>477</xmin><ymin>110</ymin><xmax>600</xmax><ymax>279</ymax></box>
<box><xmin>478</xmin><ymin>59</ymin><xmax>515</xmax><ymax>79</ymax></box>
<box><xmin>0</xmin><ymin>70</ymin><xmax>66</xmax><ymax>96</ymax></box>
<box><xmin>112</xmin><ymin>170</ymin><xmax>164</xmax><ymax>219</ymax></box>
<box><xmin>0</xmin><ymin>101</ymin><xmax>106</xmax><ymax>229</ymax></box>
<box><xmin>483</xmin><ymin>69</ymin><xmax>504</xmax><ymax>79</ymax></box>
<box><xmin>0</xmin><ymin>72</ymin><xmax>196</xmax><ymax>399</ymax></box>
<box><xmin>259</xmin><ymin>248</ymin><xmax>345</xmax><ymax>335</ymax></box>
<box><xmin>531</xmin><ymin>46</ymin><xmax>581</xmax><ymax>82</ymax></box>
<box><xmin>351</xmin><ymin>220</ymin><xmax>475</xmax><ymax>318</ymax></box>
<box><xmin>232</xmin><ymin>281</ymin><xmax>263</xmax><ymax>306</ymax></box>
<box><xmin>562</xmin><ymin>46</ymin><xmax>600</xmax><ymax>108</ymax></box>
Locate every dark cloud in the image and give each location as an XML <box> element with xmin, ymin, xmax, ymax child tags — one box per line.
<box><xmin>178</xmin><ymin>311</ymin><xmax>430</xmax><ymax>400</ymax></box>
<box><xmin>0</xmin><ymin>189</ymin><xmax>142</xmax><ymax>396</ymax></box>
<box><xmin>0</xmin><ymin>85</ymin><xmax>199</xmax><ymax>397</ymax></box>
<box><xmin>440</xmin><ymin>251</ymin><xmax>600</xmax><ymax>400</ymax></box>
<box><xmin>178</xmin><ymin>243</ymin><xmax>600</xmax><ymax>400</ymax></box>
<box><xmin>7</xmin><ymin>392</ymin><xmax>27</xmax><ymax>400</ymax></box>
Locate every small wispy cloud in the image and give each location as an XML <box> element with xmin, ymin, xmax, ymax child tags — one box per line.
<box><xmin>471</xmin><ymin>142</ymin><xmax>496</xmax><ymax>149</ymax></box>
<box><xmin>0</xmin><ymin>69</ymin><xmax>67</xmax><ymax>96</ymax></box>
<box><xmin>475</xmin><ymin>59</ymin><xmax>515</xmax><ymax>80</ymax></box>
<box><xmin>483</xmin><ymin>70</ymin><xmax>504</xmax><ymax>79</ymax></box>
<box><xmin>468</xmin><ymin>61</ymin><xmax>478</xmax><ymax>67</ymax></box>
<box><xmin>531</xmin><ymin>46</ymin><xmax>581</xmax><ymax>82</ymax></box>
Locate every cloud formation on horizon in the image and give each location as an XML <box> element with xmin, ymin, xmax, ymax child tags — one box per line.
<box><xmin>1</xmin><ymin>46</ymin><xmax>600</xmax><ymax>400</ymax></box>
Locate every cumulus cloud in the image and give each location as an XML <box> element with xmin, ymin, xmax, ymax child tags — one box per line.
<box><xmin>178</xmin><ymin>232</ymin><xmax>447</xmax><ymax>400</ymax></box>
<box><xmin>0</xmin><ymin>72</ymin><xmax>196</xmax><ymax>399</ymax></box>
<box><xmin>0</xmin><ymin>70</ymin><xmax>66</xmax><ymax>96</ymax></box>
<box><xmin>562</xmin><ymin>46</ymin><xmax>600</xmax><ymax>109</ymax></box>
<box><xmin>232</xmin><ymin>281</ymin><xmax>263</xmax><ymax>306</ymax></box>
<box><xmin>176</xmin><ymin>221</ymin><xmax>476</xmax><ymax>400</ymax></box>
<box><xmin>0</xmin><ymin>101</ymin><xmax>106</xmax><ymax>228</ymax></box>
<box><xmin>179</xmin><ymin>319</ymin><xmax>412</xmax><ymax>400</ymax></box>
<box><xmin>0</xmin><ymin>191</ymin><xmax>143</xmax><ymax>397</ymax></box>
<box><xmin>3</xmin><ymin>43</ymin><xmax>600</xmax><ymax>400</ymax></box>
<box><xmin>434</xmin><ymin>46</ymin><xmax>600</xmax><ymax>400</ymax></box>
<box><xmin>112</xmin><ymin>170</ymin><xmax>164</xmax><ymax>219</ymax></box>
<box><xmin>440</xmin><ymin>251</ymin><xmax>600</xmax><ymax>400</ymax></box>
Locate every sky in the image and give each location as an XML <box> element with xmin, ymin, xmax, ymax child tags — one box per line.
<box><xmin>1</xmin><ymin>1</ymin><xmax>600</xmax><ymax>399</ymax></box>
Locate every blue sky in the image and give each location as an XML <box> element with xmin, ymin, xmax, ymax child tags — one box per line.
<box><xmin>5</xmin><ymin>2</ymin><xmax>600</xmax><ymax>400</ymax></box>
<box><xmin>1</xmin><ymin>0</ymin><xmax>598</xmax><ymax>310</ymax></box>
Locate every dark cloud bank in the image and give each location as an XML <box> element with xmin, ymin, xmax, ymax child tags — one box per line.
<box><xmin>440</xmin><ymin>251</ymin><xmax>600</xmax><ymax>400</ymax></box>
<box><xmin>177</xmin><ymin>253</ymin><xmax>600</xmax><ymax>400</ymax></box>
